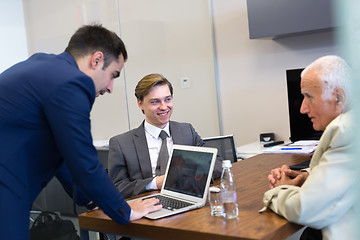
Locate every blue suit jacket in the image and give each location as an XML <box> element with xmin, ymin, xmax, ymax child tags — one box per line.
<box><xmin>108</xmin><ymin>121</ymin><xmax>222</xmax><ymax>198</ymax></box>
<box><xmin>0</xmin><ymin>52</ymin><xmax>130</xmax><ymax>239</ymax></box>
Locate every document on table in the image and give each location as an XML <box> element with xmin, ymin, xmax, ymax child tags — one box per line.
<box><xmin>93</xmin><ymin>139</ymin><xmax>109</xmax><ymax>148</ymax></box>
<box><xmin>262</xmin><ymin>140</ymin><xmax>318</xmax><ymax>154</ymax></box>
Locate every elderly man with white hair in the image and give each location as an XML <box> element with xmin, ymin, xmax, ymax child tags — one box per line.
<box><xmin>263</xmin><ymin>55</ymin><xmax>357</xmax><ymax>240</ymax></box>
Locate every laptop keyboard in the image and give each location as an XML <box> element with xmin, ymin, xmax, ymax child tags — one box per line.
<box><xmin>143</xmin><ymin>195</ymin><xmax>194</xmax><ymax>211</ymax></box>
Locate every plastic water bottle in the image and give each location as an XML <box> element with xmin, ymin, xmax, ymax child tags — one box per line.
<box><xmin>220</xmin><ymin>160</ymin><xmax>238</xmax><ymax>219</ymax></box>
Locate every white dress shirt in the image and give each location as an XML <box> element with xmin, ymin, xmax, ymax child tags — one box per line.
<box><xmin>144</xmin><ymin>121</ymin><xmax>173</xmax><ymax>190</ymax></box>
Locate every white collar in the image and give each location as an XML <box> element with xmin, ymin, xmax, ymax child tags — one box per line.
<box><xmin>144</xmin><ymin>121</ymin><xmax>170</xmax><ymax>139</ymax></box>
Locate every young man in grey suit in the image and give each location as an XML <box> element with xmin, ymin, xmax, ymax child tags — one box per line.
<box><xmin>108</xmin><ymin>73</ymin><xmax>222</xmax><ymax>198</ymax></box>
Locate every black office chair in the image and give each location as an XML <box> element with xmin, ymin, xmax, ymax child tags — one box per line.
<box><xmin>203</xmin><ymin>135</ymin><xmax>238</xmax><ymax>163</ymax></box>
<box><xmin>96</xmin><ymin>147</ymin><xmax>109</xmax><ymax>173</ymax></box>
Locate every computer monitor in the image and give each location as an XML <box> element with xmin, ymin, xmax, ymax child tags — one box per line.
<box><xmin>203</xmin><ymin>135</ymin><xmax>237</xmax><ymax>163</ymax></box>
<box><xmin>286</xmin><ymin>68</ymin><xmax>323</xmax><ymax>142</ymax></box>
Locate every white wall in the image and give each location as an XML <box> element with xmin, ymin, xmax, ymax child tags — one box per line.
<box><xmin>116</xmin><ymin>0</ymin><xmax>219</xmax><ymax>137</ymax></box>
<box><xmin>22</xmin><ymin>0</ymin><xmax>131</xmax><ymax>140</ymax></box>
<box><xmin>0</xmin><ymin>0</ymin><xmax>28</xmax><ymax>73</ymax></box>
<box><xmin>212</xmin><ymin>0</ymin><xmax>339</xmax><ymax>145</ymax></box>
<box><xmin>22</xmin><ymin>0</ymin><xmax>220</xmax><ymax>141</ymax></box>
<box><xmin>3</xmin><ymin>0</ymin><xmax>341</xmax><ymax>147</ymax></box>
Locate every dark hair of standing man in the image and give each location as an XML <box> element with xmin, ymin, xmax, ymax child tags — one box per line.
<box><xmin>65</xmin><ymin>24</ymin><xmax>128</xmax><ymax>69</ymax></box>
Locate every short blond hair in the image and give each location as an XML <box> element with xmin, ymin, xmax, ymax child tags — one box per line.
<box><xmin>135</xmin><ymin>73</ymin><xmax>173</xmax><ymax>102</ymax></box>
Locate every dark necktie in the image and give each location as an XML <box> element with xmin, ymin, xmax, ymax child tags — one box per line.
<box><xmin>155</xmin><ymin>130</ymin><xmax>169</xmax><ymax>175</ymax></box>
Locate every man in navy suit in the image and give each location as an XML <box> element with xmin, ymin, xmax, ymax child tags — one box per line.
<box><xmin>0</xmin><ymin>24</ymin><xmax>161</xmax><ymax>239</ymax></box>
<box><xmin>108</xmin><ymin>73</ymin><xmax>222</xmax><ymax>198</ymax></box>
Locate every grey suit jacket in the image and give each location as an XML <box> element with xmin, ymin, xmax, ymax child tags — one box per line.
<box><xmin>108</xmin><ymin>121</ymin><xmax>222</xmax><ymax>198</ymax></box>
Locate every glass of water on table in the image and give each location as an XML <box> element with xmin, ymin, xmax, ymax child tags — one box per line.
<box><xmin>208</xmin><ymin>186</ymin><xmax>223</xmax><ymax>216</ymax></box>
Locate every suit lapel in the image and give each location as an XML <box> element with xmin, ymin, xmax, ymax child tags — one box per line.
<box><xmin>133</xmin><ymin>122</ymin><xmax>153</xmax><ymax>178</ymax></box>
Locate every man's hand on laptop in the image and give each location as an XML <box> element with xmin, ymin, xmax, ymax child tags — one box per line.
<box><xmin>156</xmin><ymin>175</ymin><xmax>165</xmax><ymax>189</ymax></box>
<box><xmin>128</xmin><ymin>198</ymin><xmax>162</xmax><ymax>221</ymax></box>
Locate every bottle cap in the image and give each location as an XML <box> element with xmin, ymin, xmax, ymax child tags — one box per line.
<box><xmin>209</xmin><ymin>186</ymin><xmax>220</xmax><ymax>193</ymax></box>
<box><xmin>222</xmin><ymin>160</ymin><xmax>232</xmax><ymax>168</ymax></box>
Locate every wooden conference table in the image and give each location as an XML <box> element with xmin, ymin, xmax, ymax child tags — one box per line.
<box><xmin>78</xmin><ymin>153</ymin><xmax>311</xmax><ymax>240</ymax></box>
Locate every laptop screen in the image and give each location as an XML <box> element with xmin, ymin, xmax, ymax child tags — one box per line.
<box><xmin>163</xmin><ymin>148</ymin><xmax>213</xmax><ymax>198</ymax></box>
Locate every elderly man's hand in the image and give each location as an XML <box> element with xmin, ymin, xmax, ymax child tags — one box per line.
<box><xmin>268</xmin><ymin>165</ymin><xmax>308</xmax><ymax>188</ymax></box>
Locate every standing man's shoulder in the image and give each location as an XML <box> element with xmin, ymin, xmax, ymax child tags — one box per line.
<box><xmin>29</xmin><ymin>52</ymin><xmax>78</xmax><ymax>71</ymax></box>
<box><xmin>30</xmin><ymin>52</ymin><xmax>94</xmax><ymax>89</ymax></box>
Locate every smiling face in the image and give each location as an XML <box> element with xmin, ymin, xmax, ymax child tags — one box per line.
<box><xmin>138</xmin><ymin>84</ymin><xmax>173</xmax><ymax>129</ymax></box>
<box><xmin>300</xmin><ymin>69</ymin><xmax>340</xmax><ymax>131</ymax></box>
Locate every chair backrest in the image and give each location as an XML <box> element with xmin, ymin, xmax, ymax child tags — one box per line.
<box><xmin>203</xmin><ymin>135</ymin><xmax>238</xmax><ymax>163</ymax></box>
<box><xmin>97</xmin><ymin>148</ymin><xmax>109</xmax><ymax>173</ymax></box>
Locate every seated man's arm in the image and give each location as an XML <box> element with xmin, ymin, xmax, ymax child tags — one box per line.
<box><xmin>108</xmin><ymin>136</ymin><xmax>155</xmax><ymax>199</ymax></box>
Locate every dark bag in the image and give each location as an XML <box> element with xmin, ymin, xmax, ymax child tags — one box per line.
<box><xmin>30</xmin><ymin>211</ymin><xmax>80</xmax><ymax>240</ymax></box>
<box><xmin>300</xmin><ymin>227</ymin><xmax>323</xmax><ymax>240</ymax></box>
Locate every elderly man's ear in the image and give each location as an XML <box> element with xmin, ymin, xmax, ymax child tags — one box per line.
<box><xmin>334</xmin><ymin>88</ymin><xmax>346</xmax><ymax>111</ymax></box>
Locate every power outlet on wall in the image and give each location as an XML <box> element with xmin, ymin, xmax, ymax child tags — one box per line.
<box><xmin>181</xmin><ymin>77</ymin><xmax>191</xmax><ymax>88</ymax></box>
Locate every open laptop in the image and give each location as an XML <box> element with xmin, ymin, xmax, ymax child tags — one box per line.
<box><xmin>130</xmin><ymin>144</ymin><xmax>217</xmax><ymax>219</ymax></box>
